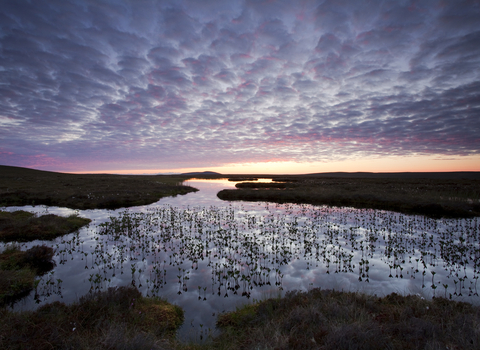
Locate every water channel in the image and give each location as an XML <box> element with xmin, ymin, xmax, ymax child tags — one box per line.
<box><xmin>2</xmin><ymin>178</ymin><xmax>480</xmax><ymax>341</ymax></box>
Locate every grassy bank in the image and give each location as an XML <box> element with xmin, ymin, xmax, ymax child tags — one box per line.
<box><xmin>0</xmin><ymin>286</ymin><xmax>184</xmax><ymax>350</ymax></box>
<box><xmin>0</xmin><ymin>165</ymin><xmax>197</xmax><ymax>210</ymax></box>
<box><xmin>218</xmin><ymin>176</ymin><xmax>480</xmax><ymax>218</ymax></box>
<box><xmin>0</xmin><ymin>210</ymin><xmax>91</xmax><ymax>242</ymax></box>
<box><xmin>205</xmin><ymin>288</ymin><xmax>480</xmax><ymax>350</ymax></box>
<box><xmin>0</xmin><ymin>244</ymin><xmax>55</xmax><ymax>305</ymax></box>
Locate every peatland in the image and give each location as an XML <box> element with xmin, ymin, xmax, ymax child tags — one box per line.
<box><xmin>217</xmin><ymin>172</ymin><xmax>480</xmax><ymax>218</ymax></box>
<box><xmin>2</xmin><ymin>167</ymin><xmax>480</xmax><ymax>348</ymax></box>
<box><xmin>0</xmin><ymin>165</ymin><xmax>198</xmax><ymax>210</ymax></box>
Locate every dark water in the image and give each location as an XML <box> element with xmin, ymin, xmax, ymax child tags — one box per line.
<box><xmin>2</xmin><ymin>179</ymin><xmax>480</xmax><ymax>341</ymax></box>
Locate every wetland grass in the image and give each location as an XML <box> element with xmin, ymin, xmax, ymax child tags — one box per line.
<box><xmin>0</xmin><ymin>208</ymin><xmax>88</xmax><ymax>305</ymax></box>
<box><xmin>2</xmin><ymin>284</ymin><xmax>479</xmax><ymax>349</ymax></box>
<box><xmin>0</xmin><ymin>165</ymin><xmax>198</xmax><ymax>210</ymax></box>
<box><xmin>0</xmin><ymin>210</ymin><xmax>91</xmax><ymax>242</ymax></box>
<box><xmin>0</xmin><ymin>244</ymin><xmax>55</xmax><ymax>305</ymax></box>
<box><xmin>207</xmin><ymin>288</ymin><xmax>480</xmax><ymax>350</ymax></box>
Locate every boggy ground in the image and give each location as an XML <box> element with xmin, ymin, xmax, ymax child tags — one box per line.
<box><xmin>217</xmin><ymin>174</ymin><xmax>480</xmax><ymax>218</ymax></box>
<box><xmin>0</xmin><ymin>165</ymin><xmax>197</xmax><ymax>210</ymax></box>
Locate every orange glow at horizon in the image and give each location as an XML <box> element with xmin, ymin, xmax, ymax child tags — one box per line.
<box><xmin>70</xmin><ymin>155</ymin><xmax>480</xmax><ymax>175</ymax></box>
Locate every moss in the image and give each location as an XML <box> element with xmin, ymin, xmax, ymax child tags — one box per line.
<box><xmin>0</xmin><ymin>244</ymin><xmax>55</xmax><ymax>305</ymax></box>
<box><xmin>0</xmin><ymin>268</ymin><xmax>36</xmax><ymax>304</ymax></box>
<box><xmin>216</xmin><ymin>303</ymin><xmax>258</xmax><ymax>328</ymax></box>
<box><xmin>137</xmin><ymin>298</ymin><xmax>185</xmax><ymax>336</ymax></box>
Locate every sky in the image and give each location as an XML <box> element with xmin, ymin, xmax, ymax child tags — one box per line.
<box><xmin>1</xmin><ymin>0</ymin><xmax>479</xmax><ymax>175</ymax></box>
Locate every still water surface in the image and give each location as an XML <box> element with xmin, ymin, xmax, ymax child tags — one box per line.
<box><xmin>2</xmin><ymin>179</ymin><xmax>480</xmax><ymax>341</ymax></box>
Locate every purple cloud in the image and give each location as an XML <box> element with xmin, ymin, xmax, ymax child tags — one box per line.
<box><xmin>0</xmin><ymin>0</ymin><xmax>479</xmax><ymax>172</ymax></box>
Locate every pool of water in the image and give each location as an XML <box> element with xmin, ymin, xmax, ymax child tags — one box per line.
<box><xmin>2</xmin><ymin>178</ymin><xmax>479</xmax><ymax>341</ymax></box>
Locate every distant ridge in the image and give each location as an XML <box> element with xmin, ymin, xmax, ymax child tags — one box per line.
<box><xmin>305</xmin><ymin>171</ymin><xmax>480</xmax><ymax>179</ymax></box>
<box><xmin>180</xmin><ymin>171</ymin><xmax>222</xmax><ymax>176</ymax></box>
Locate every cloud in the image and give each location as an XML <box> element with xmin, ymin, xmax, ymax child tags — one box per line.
<box><xmin>0</xmin><ymin>0</ymin><xmax>479</xmax><ymax>172</ymax></box>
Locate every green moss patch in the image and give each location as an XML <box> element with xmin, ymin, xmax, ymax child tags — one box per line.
<box><xmin>0</xmin><ymin>244</ymin><xmax>55</xmax><ymax>305</ymax></box>
<box><xmin>0</xmin><ymin>210</ymin><xmax>91</xmax><ymax>242</ymax></box>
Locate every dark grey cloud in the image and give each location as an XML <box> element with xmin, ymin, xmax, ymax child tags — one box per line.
<box><xmin>0</xmin><ymin>0</ymin><xmax>479</xmax><ymax>172</ymax></box>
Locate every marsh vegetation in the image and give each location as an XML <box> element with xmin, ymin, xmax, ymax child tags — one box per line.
<box><xmin>0</xmin><ymin>286</ymin><xmax>184</xmax><ymax>350</ymax></box>
<box><xmin>12</xmin><ymin>195</ymin><xmax>479</xmax><ymax>343</ymax></box>
<box><xmin>219</xmin><ymin>175</ymin><xmax>480</xmax><ymax>218</ymax></box>
<box><xmin>0</xmin><ymin>210</ymin><xmax>91</xmax><ymax>242</ymax></box>
<box><xmin>0</xmin><ymin>209</ymin><xmax>90</xmax><ymax>305</ymax></box>
<box><xmin>0</xmin><ymin>244</ymin><xmax>55</xmax><ymax>305</ymax></box>
<box><xmin>213</xmin><ymin>289</ymin><xmax>480</xmax><ymax>350</ymax></box>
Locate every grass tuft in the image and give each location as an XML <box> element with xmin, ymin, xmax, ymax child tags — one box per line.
<box><xmin>0</xmin><ymin>244</ymin><xmax>55</xmax><ymax>305</ymax></box>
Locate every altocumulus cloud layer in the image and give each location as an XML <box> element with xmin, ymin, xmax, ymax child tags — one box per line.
<box><xmin>0</xmin><ymin>0</ymin><xmax>479</xmax><ymax>171</ymax></box>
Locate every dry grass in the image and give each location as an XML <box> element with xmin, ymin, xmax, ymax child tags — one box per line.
<box><xmin>0</xmin><ymin>210</ymin><xmax>91</xmax><ymax>242</ymax></box>
<box><xmin>0</xmin><ymin>165</ymin><xmax>197</xmax><ymax>210</ymax></box>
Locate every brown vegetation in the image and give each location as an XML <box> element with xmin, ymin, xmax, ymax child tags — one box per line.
<box><xmin>3</xmin><ymin>284</ymin><xmax>478</xmax><ymax>349</ymax></box>
<box><xmin>211</xmin><ymin>288</ymin><xmax>480</xmax><ymax>350</ymax></box>
<box><xmin>227</xmin><ymin>177</ymin><xmax>258</xmax><ymax>182</ymax></box>
<box><xmin>0</xmin><ymin>165</ymin><xmax>197</xmax><ymax>210</ymax></box>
